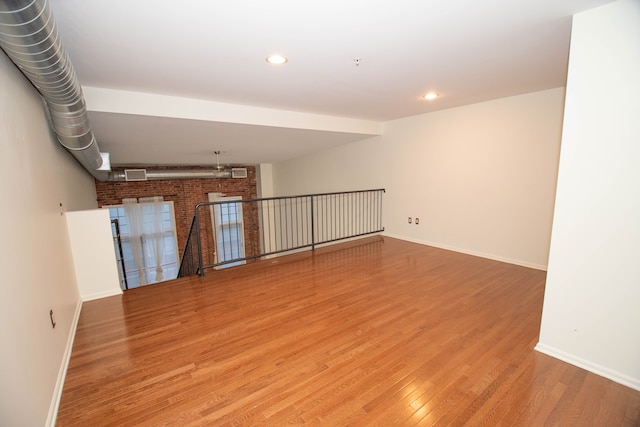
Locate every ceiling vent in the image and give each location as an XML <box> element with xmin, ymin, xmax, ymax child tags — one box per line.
<box><xmin>124</xmin><ymin>169</ymin><xmax>148</xmax><ymax>181</ymax></box>
<box><xmin>232</xmin><ymin>168</ymin><xmax>248</xmax><ymax>178</ymax></box>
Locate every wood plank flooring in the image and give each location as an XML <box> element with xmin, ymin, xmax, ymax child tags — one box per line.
<box><xmin>57</xmin><ymin>236</ymin><xmax>640</xmax><ymax>426</ymax></box>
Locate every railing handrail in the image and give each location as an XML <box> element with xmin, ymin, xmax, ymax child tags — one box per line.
<box><xmin>193</xmin><ymin>188</ymin><xmax>386</xmax><ymax>210</ymax></box>
<box><xmin>178</xmin><ymin>188</ymin><xmax>385</xmax><ymax>278</ymax></box>
<box><xmin>176</xmin><ymin>215</ymin><xmax>200</xmax><ymax>278</ymax></box>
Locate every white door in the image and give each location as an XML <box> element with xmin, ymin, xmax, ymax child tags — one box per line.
<box><xmin>209</xmin><ymin>194</ymin><xmax>246</xmax><ymax>268</ymax></box>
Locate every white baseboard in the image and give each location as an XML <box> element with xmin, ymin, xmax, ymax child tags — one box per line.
<box><xmin>382</xmin><ymin>233</ymin><xmax>547</xmax><ymax>271</ymax></box>
<box><xmin>535</xmin><ymin>343</ymin><xmax>640</xmax><ymax>392</ymax></box>
<box><xmin>81</xmin><ymin>288</ymin><xmax>123</xmax><ymax>302</ymax></box>
<box><xmin>46</xmin><ymin>298</ymin><xmax>83</xmax><ymax>426</ymax></box>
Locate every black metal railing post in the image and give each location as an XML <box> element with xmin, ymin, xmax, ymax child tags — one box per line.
<box><xmin>111</xmin><ymin>218</ymin><xmax>129</xmax><ymax>290</ymax></box>
<box><xmin>195</xmin><ymin>206</ymin><xmax>205</xmax><ymax>277</ymax></box>
<box><xmin>310</xmin><ymin>195</ymin><xmax>315</xmax><ymax>251</ymax></box>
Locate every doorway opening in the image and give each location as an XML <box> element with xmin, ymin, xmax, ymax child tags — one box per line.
<box><xmin>208</xmin><ymin>194</ymin><xmax>246</xmax><ymax>269</ymax></box>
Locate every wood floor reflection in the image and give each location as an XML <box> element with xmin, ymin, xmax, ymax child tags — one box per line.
<box><xmin>57</xmin><ymin>236</ymin><xmax>640</xmax><ymax>426</ymax></box>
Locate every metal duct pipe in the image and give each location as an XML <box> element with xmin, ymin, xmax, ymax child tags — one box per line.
<box><xmin>0</xmin><ymin>0</ymin><xmax>109</xmax><ymax>177</ymax></box>
<box><xmin>106</xmin><ymin>169</ymin><xmax>234</xmax><ymax>182</ymax></box>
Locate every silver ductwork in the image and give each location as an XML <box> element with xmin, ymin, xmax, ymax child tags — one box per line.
<box><xmin>1</xmin><ymin>1</ymin><xmax>245</xmax><ymax>183</ymax></box>
<box><xmin>105</xmin><ymin>168</ymin><xmax>249</xmax><ymax>182</ymax></box>
<box><xmin>0</xmin><ymin>0</ymin><xmax>109</xmax><ymax>178</ymax></box>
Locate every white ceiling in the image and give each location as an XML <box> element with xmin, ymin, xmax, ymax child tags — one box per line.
<box><xmin>48</xmin><ymin>0</ymin><xmax>615</xmax><ymax>167</ymax></box>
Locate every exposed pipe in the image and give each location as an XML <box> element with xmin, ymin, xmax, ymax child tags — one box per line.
<box><xmin>0</xmin><ymin>0</ymin><xmax>109</xmax><ymax>178</ymax></box>
<box><xmin>1</xmin><ymin>2</ymin><xmax>239</xmax><ymax>183</ymax></box>
<box><xmin>106</xmin><ymin>169</ymin><xmax>234</xmax><ymax>182</ymax></box>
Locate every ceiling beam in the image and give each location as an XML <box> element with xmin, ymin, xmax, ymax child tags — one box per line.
<box><xmin>82</xmin><ymin>87</ymin><xmax>382</xmax><ymax>137</ymax></box>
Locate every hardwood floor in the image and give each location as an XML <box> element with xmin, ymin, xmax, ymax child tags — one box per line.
<box><xmin>57</xmin><ymin>236</ymin><xmax>640</xmax><ymax>426</ymax></box>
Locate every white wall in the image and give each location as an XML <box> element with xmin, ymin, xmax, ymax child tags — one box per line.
<box><xmin>0</xmin><ymin>52</ymin><xmax>98</xmax><ymax>425</ymax></box>
<box><xmin>272</xmin><ymin>135</ymin><xmax>386</xmax><ymax>195</ymax></box>
<box><xmin>536</xmin><ymin>0</ymin><xmax>640</xmax><ymax>391</ymax></box>
<box><xmin>66</xmin><ymin>209</ymin><xmax>122</xmax><ymax>301</ymax></box>
<box><xmin>256</xmin><ymin>163</ymin><xmax>275</xmax><ymax>198</ymax></box>
<box><xmin>382</xmin><ymin>89</ymin><xmax>563</xmax><ymax>269</ymax></box>
<box><xmin>273</xmin><ymin>88</ymin><xmax>564</xmax><ymax>269</ymax></box>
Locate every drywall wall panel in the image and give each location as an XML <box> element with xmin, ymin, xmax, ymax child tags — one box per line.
<box><xmin>0</xmin><ymin>52</ymin><xmax>98</xmax><ymax>425</ymax></box>
<box><xmin>381</xmin><ymin>88</ymin><xmax>563</xmax><ymax>269</ymax></box>
<box><xmin>273</xmin><ymin>88</ymin><xmax>564</xmax><ymax>269</ymax></box>
<box><xmin>537</xmin><ymin>0</ymin><xmax>640</xmax><ymax>390</ymax></box>
<box><xmin>66</xmin><ymin>209</ymin><xmax>122</xmax><ymax>301</ymax></box>
<box><xmin>272</xmin><ymin>136</ymin><xmax>385</xmax><ymax>196</ymax></box>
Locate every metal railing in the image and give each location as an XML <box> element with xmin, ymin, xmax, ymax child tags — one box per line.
<box><xmin>110</xmin><ymin>218</ymin><xmax>129</xmax><ymax>290</ymax></box>
<box><xmin>178</xmin><ymin>189</ymin><xmax>385</xmax><ymax>277</ymax></box>
<box><xmin>177</xmin><ymin>216</ymin><xmax>200</xmax><ymax>278</ymax></box>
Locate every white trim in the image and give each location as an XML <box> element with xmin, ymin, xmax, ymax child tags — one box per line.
<box><xmin>81</xmin><ymin>288</ymin><xmax>123</xmax><ymax>302</ymax></box>
<box><xmin>534</xmin><ymin>343</ymin><xmax>640</xmax><ymax>392</ymax></box>
<box><xmin>382</xmin><ymin>233</ymin><xmax>547</xmax><ymax>271</ymax></box>
<box><xmin>46</xmin><ymin>298</ymin><xmax>83</xmax><ymax>426</ymax></box>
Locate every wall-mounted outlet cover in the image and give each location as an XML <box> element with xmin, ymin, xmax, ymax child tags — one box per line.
<box><xmin>408</xmin><ymin>217</ymin><xmax>412</xmax><ymax>224</ymax></box>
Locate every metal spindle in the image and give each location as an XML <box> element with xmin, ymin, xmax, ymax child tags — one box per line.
<box><xmin>179</xmin><ymin>190</ymin><xmax>384</xmax><ymax>275</ymax></box>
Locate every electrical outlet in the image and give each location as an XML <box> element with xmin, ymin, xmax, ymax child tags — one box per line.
<box><xmin>408</xmin><ymin>217</ymin><xmax>412</xmax><ymax>224</ymax></box>
<box><xmin>415</xmin><ymin>218</ymin><xmax>420</xmax><ymax>225</ymax></box>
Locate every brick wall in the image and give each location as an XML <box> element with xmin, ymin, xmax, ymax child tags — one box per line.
<box><xmin>95</xmin><ymin>166</ymin><xmax>259</xmax><ymax>265</ymax></box>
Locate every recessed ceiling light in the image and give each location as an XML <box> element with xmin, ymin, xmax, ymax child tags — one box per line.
<box><xmin>266</xmin><ymin>55</ymin><xmax>288</xmax><ymax>65</ymax></box>
<box><xmin>424</xmin><ymin>92</ymin><xmax>439</xmax><ymax>100</ymax></box>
